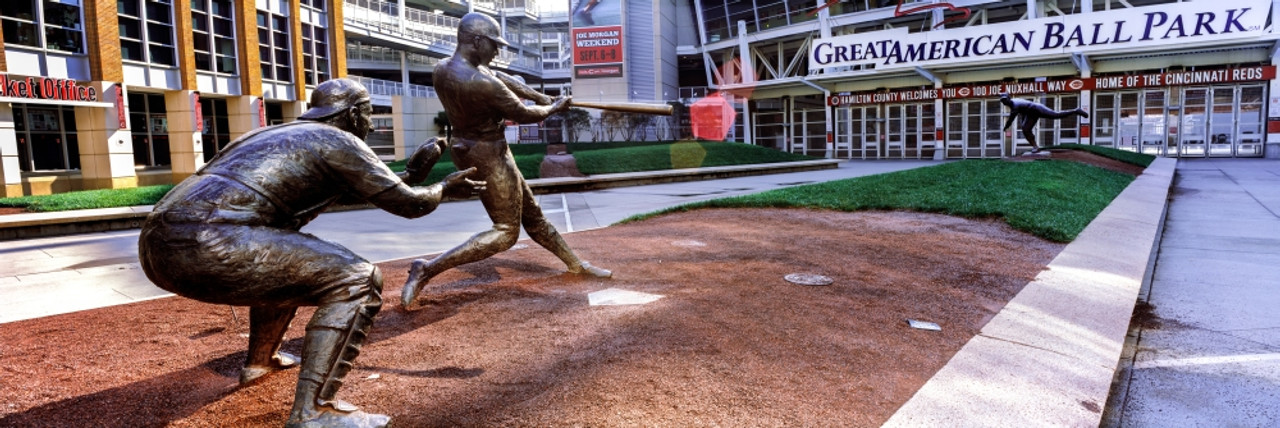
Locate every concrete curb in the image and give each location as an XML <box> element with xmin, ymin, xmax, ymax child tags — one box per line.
<box><xmin>883</xmin><ymin>157</ymin><xmax>1177</xmax><ymax>426</ymax></box>
<box><xmin>0</xmin><ymin>160</ymin><xmax>841</xmax><ymax>241</ymax></box>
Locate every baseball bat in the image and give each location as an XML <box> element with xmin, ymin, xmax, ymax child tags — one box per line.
<box><xmin>570</xmin><ymin>100</ymin><xmax>674</xmax><ymax>116</ymax></box>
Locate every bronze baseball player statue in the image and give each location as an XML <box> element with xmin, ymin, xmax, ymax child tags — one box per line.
<box><xmin>402</xmin><ymin>13</ymin><xmax>611</xmax><ymax>308</ymax></box>
<box><xmin>138</xmin><ymin>78</ymin><xmax>483</xmax><ymax>428</ymax></box>
<box><xmin>1000</xmin><ymin>92</ymin><xmax>1089</xmax><ymax>153</ymax></box>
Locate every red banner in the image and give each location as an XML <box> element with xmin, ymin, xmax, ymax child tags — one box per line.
<box><xmin>116</xmin><ymin>86</ymin><xmax>127</xmax><ymax>129</ymax></box>
<box><xmin>258</xmin><ymin>99</ymin><xmax>266</xmax><ymax>127</ymax></box>
<box><xmin>573</xmin><ymin>26</ymin><xmax>623</xmax><ymax>66</ymax></box>
<box><xmin>193</xmin><ymin>92</ymin><xmax>203</xmax><ymax>132</ymax></box>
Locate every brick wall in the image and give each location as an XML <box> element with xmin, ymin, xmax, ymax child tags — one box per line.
<box><xmin>291</xmin><ymin>0</ymin><xmax>306</xmax><ymax>101</ymax></box>
<box><xmin>236</xmin><ymin>0</ymin><xmax>262</xmax><ymax>96</ymax></box>
<box><xmin>329</xmin><ymin>0</ymin><xmax>346</xmax><ymax>79</ymax></box>
<box><xmin>85</xmin><ymin>0</ymin><xmax>123</xmax><ymax>82</ymax></box>
<box><xmin>0</xmin><ymin>23</ymin><xmax>7</xmax><ymax>72</ymax></box>
<box><xmin>174</xmin><ymin>0</ymin><xmax>197</xmax><ymax>90</ymax></box>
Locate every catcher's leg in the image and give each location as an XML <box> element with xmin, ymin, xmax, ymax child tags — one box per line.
<box><xmin>241</xmin><ymin>306</ymin><xmax>300</xmax><ymax>385</ymax></box>
<box><xmin>285</xmin><ymin>268</ymin><xmax>389</xmax><ymax>428</ymax></box>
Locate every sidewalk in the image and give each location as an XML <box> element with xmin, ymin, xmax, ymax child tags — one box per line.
<box><xmin>0</xmin><ymin>159</ymin><xmax>927</xmax><ymax>324</ymax></box>
<box><xmin>1103</xmin><ymin>158</ymin><xmax>1280</xmax><ymax>426</ymax></box>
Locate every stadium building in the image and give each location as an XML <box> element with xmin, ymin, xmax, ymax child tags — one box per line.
<box><xmin>1</xmin><ymin>0</ymin><xmax>1277</xmax><ymax>197</ymax></box>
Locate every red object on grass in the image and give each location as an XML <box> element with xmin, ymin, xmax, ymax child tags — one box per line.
<box><xmin>691</xmin><ymin>93</ymin><xmax>736</xmax><ymax>141</ymax></box>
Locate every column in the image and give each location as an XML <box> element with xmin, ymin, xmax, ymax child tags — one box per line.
<box><xmin>393</xmin><ymin>95</ymin><xmax>445</xmax><ymax>160</ymax></box>
<box><xmin>737</xmin><ymin>21</ymin><xmax>753</xmax><ymax>145</ymax></box>
<box><xmin>74</xmin><ymin>81</ymin><xmax>136</xmax><ymax>190</ymax></box>
<box><xmin>226</xmin><ymin>95</ymin><xmax>265</xmax><ymax>141</ymax></box>
<box><xmin>165</xmin><ymin>90</ymin><xmax>204</xmax><ymax>182</ymax></box>
<box><xmin>281</xmin><ymin>101</ymin><xmax>305</xmax><ymax>124</ymax></box>
<box><xmin>0</xmin><ymin>104</ymin><xmax>22</xmax><ymax>197</ymax></box>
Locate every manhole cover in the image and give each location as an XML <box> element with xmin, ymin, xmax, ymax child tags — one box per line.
<box><xmin>671</xmin><ymin>240</ymin><xmax>707</xmax><ymax>247</ymax></box>
<box><xmin>785</xmin><ymin>273</ymin><xmax>833</xmax><ymax>286</ymax></box>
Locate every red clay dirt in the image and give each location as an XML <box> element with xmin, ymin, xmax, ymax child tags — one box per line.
<box><xmin>0</xmin><ymin>151</ymin><xmax>1133</xmax><ymax>427</ymax></box>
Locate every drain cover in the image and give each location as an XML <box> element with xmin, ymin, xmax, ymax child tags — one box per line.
<box><xmin>671</xmin><ymin>240</ymin><xmax>707</xmax><ymax>247</ymax></box>
<box><xmin>785</xmin><ymin>273</ymin><xmax>833</xmax><ymax>286</ymax></box>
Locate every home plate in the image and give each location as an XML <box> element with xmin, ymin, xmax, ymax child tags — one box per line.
<box><xmin>588</xmin><ymin>288</ymin><xmax>664</xmax><ymax>306</ymax></box>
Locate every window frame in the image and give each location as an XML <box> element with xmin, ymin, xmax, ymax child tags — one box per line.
<box><xmin>256</xmin><ymin>9</ymin><xmax>293</xmax><ymax>83</ymax></box>
<box><xmin>1</xmin><ymin>0</ymin><xmax>86</xmax><ymax>55</ymax></box>
<box><xmin>191</xmin><ymin>0</ymin><xmax>238</xmax><ymax>74</ymax></box>
<box><xmin>117</xmin><ymin>0</ymin><xmax>178</xmax><ymax>66</ymax></box>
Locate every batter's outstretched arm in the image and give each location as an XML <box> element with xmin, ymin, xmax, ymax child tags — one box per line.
<box><xmin>495</xmin><ymin>71</ymin><xmax>553</xmax><ymax>105</ymax></box>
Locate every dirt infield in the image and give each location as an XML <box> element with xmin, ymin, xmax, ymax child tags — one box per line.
<box><xmin>0</xmin><ymin>209</ymin><xmax>1063</xmax><ymax>427</ymax></box>
<box><xmin>0</xmin><ymin>151</ymin><xmax>1136</xmax><ymax>427</ymax></box>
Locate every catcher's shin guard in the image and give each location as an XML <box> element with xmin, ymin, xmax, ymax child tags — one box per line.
<box><xmin>297</xmin><ymin>272</ymin><xmax>383</xmax><ymax>412</ymax></box>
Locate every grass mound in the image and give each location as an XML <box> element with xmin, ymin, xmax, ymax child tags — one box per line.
<box><xmin>623</xmin><ymin>158</ymin><xmax>1136</xmax><ymax>243</ymax></box>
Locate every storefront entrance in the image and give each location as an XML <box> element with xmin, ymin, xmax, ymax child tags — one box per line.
<box><xmin>945</xmin><ymin>99</ymin><xmax>1003</xmax><ymax>158</ymax></box>
<box><xmin>884</xmin><ymin>103</ymin><xmax>936</xmax><ymax>159</ymax></box>
<box><xmin>1094</xmin><ymin>84</ymin><xmax>1264</xmax><ymax>158</ymax></box>
<box><xmin>833</xmin><ymin>105</ymin><xmax>879</xmax><ymax>159</ymax></box>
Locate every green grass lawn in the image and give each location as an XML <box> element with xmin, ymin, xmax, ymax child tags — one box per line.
<box><xmin>2</xmin><ymin>141</ymin><xmax>814</xmax><ymax>213</ymax></box>
<box><xmin>623</xmin><ymin>152</ymin><xmax>1151</xmax><ymax>243</ymax></box>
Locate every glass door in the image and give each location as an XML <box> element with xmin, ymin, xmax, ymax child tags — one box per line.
<box><xmin>1116</xmin><ymin>92</ymin><xmax>1141</xmax><ymax>152</ymax></box>
<box><xmin>1208</xmin><ymin>87</ymin><xmax>1235</xmax><ymax>157</ymax></box>
<box><xmin>885</xmin><ymin>104</ymin><xmax>905</xmax><ymax>158</ymax></box>
<box><xmin>1140</xmin><ymin>89</ymin><xmax>1167</xmax><ymax>156</ymax></box>
<box><xmin>1237</xmin><ymin>85</ymin><xmax>1264</xmax><ymax>157</ymax></box>
<box><xmin>983</xmin><ymin>99</ymin><xmax>1004</xmax><ymax>157</ymax></box>
<box><xmin>1094</xmin><ymin>94</ymin><xmax>1117</xmax><ymax>148</ymax></box>
<box><xmin>1179</xmin><ymin>88</ymin><xmax>1208</xmax><ymax>157</ymax></box>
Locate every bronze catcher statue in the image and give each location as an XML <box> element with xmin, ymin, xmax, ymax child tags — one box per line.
<box><xmin>138</xmin><ymin>78</ymin><xmax>483</xmax><ymax>428</ymax></box>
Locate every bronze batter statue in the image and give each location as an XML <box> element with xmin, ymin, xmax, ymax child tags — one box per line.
<box><xmin>1000</xmin><ymin>92</ymin><xmax>1089</xmax><ymax>153</ymax></box>
<box><xmin>402</xmin><ymin>13</ymin><xmax>611</xmax><ymax>308</ymax></box>
<box><xmin>138</xmin><ymin>78</ymin><xmax>482</xmax><ymax>428</ymax></box>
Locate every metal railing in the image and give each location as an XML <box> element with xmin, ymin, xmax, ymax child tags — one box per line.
<box><xmin>352</xmin><ymin>76</ymin><xmax>438</xmax><ymax>99</ymax></box>
<box><xmin>343</xmin><ymin>0</ymin><xmax>544</xmax><ymax>74</ymax></box>
<box><xmin>346</xmin><ymin>43</ymin><xmax>441</xmax><ymax>69</ymax></box>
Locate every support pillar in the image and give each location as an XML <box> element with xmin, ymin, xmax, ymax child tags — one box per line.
<box><xmin>227</xmin><ymin>95</ymin><xmax>265</xmax><ymax>141</ymax></box>
<box><xmin>165</xmin><ymin>90</ymin><xmax>204</xmax><ymax>182</ymax></box>
<box><xmin>281</xmin><ymin>100</ymin><xmax>305</xmax><ymax>124</ymax></box>
<box><xmin>0</xmin><ymin>104</ymin><xmax>22</xmax><ymax>196</ymax></box>
<box><xmin>75</xmin><ymin>82</ymin><xmax>136</xmax><ymax>190</ymax></box>
<box><xmin>393</xmin><ymin>95</ymin><xmax>445</xmax><ymax>160</ymax></box>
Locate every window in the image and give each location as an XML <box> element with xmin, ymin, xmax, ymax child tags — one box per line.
<box><xmin>299</xmin><ymin>0</ymin><xmax>330</xmax><ymax>86</ymax></box>
<box><xmin>191</xmin><ymin>0</ymin><xmax>237</xmax><ymax>73</ymax></box>
<box><xmin>199</xmin><ymin>97</ymin><xmax>231</xmax><ymax>161</ymax></box>
<box><xmin>257</xmin><ymin>10</ymin><xmax>292</xmax><ymax>82</ymax></box>
<box><xmin>117</xmin><ymin>0</ymin><xmax>176</xmax><ymax>65</ymax></box>
<box><xmin>129</xmin><ymin>93</ymin><xmax>171</xmax><ymax>167</ymax></box>
<box><xmin>12</xmin><ymin>104</ymin><xmax>80</xmax><ymax>171</ymax></box>
<box><xmin>1</xmin><ymin>0</ymin><xmax>85</xmax><ymax>54</ymax></box>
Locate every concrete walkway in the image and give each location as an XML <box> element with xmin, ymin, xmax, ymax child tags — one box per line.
<box><xmin>0</xmin><ymin>160</ymin><xmax>936</xmax><ymax>324</ymax></box>
<box><xmin>1103</xmin><ymin>158</ymin><xmax>1280</xmax><ymax>426</ymax></box>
